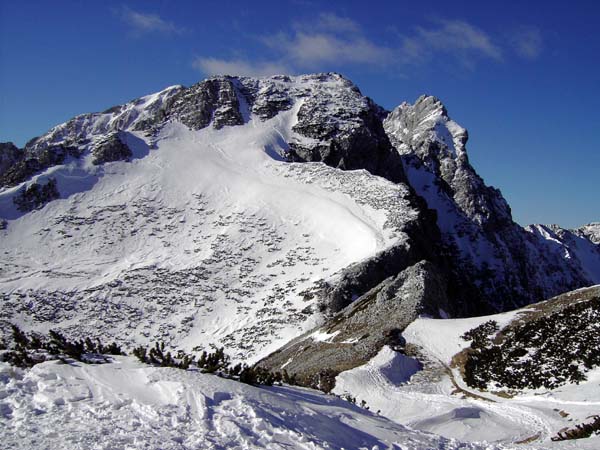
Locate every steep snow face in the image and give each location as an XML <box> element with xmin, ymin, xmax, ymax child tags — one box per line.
<box><xmin>0</xmin><ymin>89</ymin><xmax>419</xmax><ymax>363</ymax></box>
<box><xmin>0</xmin><ymin>358</ymin><xmax>496</xmax><ymax>450</ymax></box>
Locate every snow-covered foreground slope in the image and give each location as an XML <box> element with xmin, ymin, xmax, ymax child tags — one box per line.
<box><xmin>0</xmin><ymin>357</ymin><xmax>500</xmax><ymax>450</ymax></box>
<box><xmin>334</xmin><ymin>286</ymin><xmax>600</xmax><ymax>448</ymax></box>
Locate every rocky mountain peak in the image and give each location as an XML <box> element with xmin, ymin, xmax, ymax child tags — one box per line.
<box><xmin>384</xmin><ymin>95</ymin><xmax>511</xmax><ymax>230</ymax></box>
<box><xmin>384</xmin><ymin>95</ymin><xmax>467</xmax><ymax>161</ymax></box>
<box><xmin>1</xmin><ymin>73</ymin><xmax>598</xmax><ymax>325</ymax></box>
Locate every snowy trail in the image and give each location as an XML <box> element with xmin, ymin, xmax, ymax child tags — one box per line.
<box><xmin>334</xmin><ymin>347</ymin><xmax>551</xmax><ymax>445</ymax></box>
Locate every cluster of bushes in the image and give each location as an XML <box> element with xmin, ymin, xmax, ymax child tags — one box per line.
<box><xmin>132</xmin><ymin>341</ymin><xmax>295</xmax><ymax>387</ymax></box>
<box><xmin>297</xmin><ymin>368</ymin><xmax>338</xmax><ymax>393</ymax></box>
<box><xmin>552</xmin><ymin>416</ymin><xmax>600</xmax><ymax>441</ymax></box>
<box><xmin>463</xmin><ymin>297</ymin><xmax>600</xmax><ymax>390</ymax></box>
<box><xmin>2</xmin><ymin>325</ymin><xmax>123</xmax><ymax>367</ymax></box>
<box><xmin>461</xmin><ymin>320</ymin><xmax>499</xmax><ymax>347</ymax></box>
<box><xmin>133</xmin><ymin>342</ymin><xmax>196</xmax><ymax>370</ymax></box>
<box><xmin>13</xmin><ymin>178</ymin><xmax>60</xmax><ymax>212</ymax></box>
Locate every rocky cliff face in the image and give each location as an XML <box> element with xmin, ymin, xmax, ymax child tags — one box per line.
<box><xmin>0</xmin><ymin>73</ymin><xmax>597</xmax><ymax>376</ymax></box>
<box><xmin>384</xmin><ymin>96</ymin><xmax>512</xmax><ymax>230</ymax></box>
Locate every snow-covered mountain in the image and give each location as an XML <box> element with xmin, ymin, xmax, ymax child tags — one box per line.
<box><xmin>0</xmin><ymin>73</ymin><xmax>598</xmax><ymax>369</ymax></box>
<box><xmin>1</xmin><ymin>72</ymin><xmax>599</xmax><ymax>450</ymax></box>
<box><xmin>0</xmin><ymin>74</ymin><xmax>427</xmax><ymax>365</ymax></box>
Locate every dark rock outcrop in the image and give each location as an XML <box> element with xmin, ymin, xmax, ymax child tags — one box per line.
<box><xmin>165</xmin><ymin>78</ymin><xmax>245</xmax><ymax>130</ymax></box>
<box><xmin>91</xmin><ymin>132</ymin><xmax>132</xmax><ymax>165</ymax></box>
<box><xmin>13</xmin><ymin>178</ymin><xmax>60</xmax><ymax>212</ymax></box>
<box><xmin>0</xmin><ymin>144</ymin><xmax>79</xmax><ymax>188</ymax></box>
<box><xmin>0</xmin><ymin>142</ymin><xmax>22</xmax><ymax>178</ymax></box>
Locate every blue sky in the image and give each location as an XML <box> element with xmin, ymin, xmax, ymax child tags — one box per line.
<box><xmin>1</xmin><ymin>0</ymin><xmax>598</xmax><ymax>228</ymax></box>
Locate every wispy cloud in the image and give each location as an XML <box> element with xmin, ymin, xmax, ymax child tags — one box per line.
<box><xmin>193</xmin><ymin>13</ymin><xmax>535</xmax><ymax>77</ymax></box>
<box><xmin>509</xmin><ymin>26</ymin><xmax>543</xmax><ymax>60</ymax></box>
<box><xmin>192</xmin><ymin>57</ymin><xmax>290</xmax><ymax>77</ymax></box>
<box><xmin>118</xmin><ymin>6</ymin><xmax>185</xmax><ymax>36</ymax></box>
<box><xmin>315</xmin><ymin>13</ymin><xmax>362</xmax><ymax>34</ymax></box>
<box><xmin>266</xmin><ymin>32</ymin><xmax>392</xmax><ymax>68</ymax></box>
<box><xmin>400</xmin><ymin>19</ymin><xmax>503</xmax><ymax>68</ymax></box>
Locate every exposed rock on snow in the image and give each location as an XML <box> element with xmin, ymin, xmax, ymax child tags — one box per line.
<box><xmin>257</xmin><ymin>261</ymin><xmax>449</xmax><ymax>383</ymax></box>
<box><xmin>0</xmin><ymin>142</ymin><xmax>21</xmax><ymax>178</ymax></box>
<box><xmin>90</xmin><ymin>132</ymin><xmax>132</xmax><ymax>165</ymax></box>
<box><xmin>12</xmin><ymin>178</ymin><xmax>60</xmax><ymax>212</ymax></box>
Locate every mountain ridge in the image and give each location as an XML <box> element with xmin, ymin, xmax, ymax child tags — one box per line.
<box><xmin>0</xmin><ymin>73</ymin><xmax>598</xmax><ymax>371</ymax></box>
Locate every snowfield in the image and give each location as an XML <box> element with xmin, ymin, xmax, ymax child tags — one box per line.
<box><xmin>0</xmin><ymin>101</ymin><xmax>417</xmax><ymax>363</ymax></box>
<box><xmin>0</xmin><ymin>357</ymin><xmax>500</xmax><ymax>450</ymax></box>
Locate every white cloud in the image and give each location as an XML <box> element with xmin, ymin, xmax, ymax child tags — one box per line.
<box><xmin>119</xmin><ymin>7</ymin><xmax>184</xmax><ymax>35</ymax></box>
<box><xmin>192</xmin><ymin>57</ymin><xmax>290</xmax><ymax>77</ymax></box>
<box><xmin>401</xmin><ymin>19</ymin><xmax>503</xmax><ymax>66</ymax></box>
<box><xmin>315</xmin><ymin>13</ymin><xmax>361</xmax><ymax>34</ymax></box>
<box><xmin>510</xmin><ymin>27</ymin><xmax>543</xmax><ymax>59</ymax></box>
<box><xmin>267</xmin><ymin>32</ymin><xmax>392</xmax><ymax>67</ymax></box>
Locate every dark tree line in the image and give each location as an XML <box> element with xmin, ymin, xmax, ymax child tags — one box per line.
<box><xmin>132</xmin><ymin>341</ymin><xmax>296</xmax><ymax>387</ymax></box>
<box><xmin>3</xmin><ymin>325</ymin><xmax>302</xmax><ymax>389</ymax></box>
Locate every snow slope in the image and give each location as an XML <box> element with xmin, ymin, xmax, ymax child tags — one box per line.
<box><xmin>0</xmin><ymin>357</ymin><xmax>500</xmax><ymax>450</ymax></box>
<box><xmin>0</xmin><ymin>91</ymin><xmax>417</xmax><ymax>363</ymax></box>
